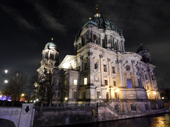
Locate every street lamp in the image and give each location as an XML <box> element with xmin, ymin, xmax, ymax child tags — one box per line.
<box><xmin>4</xmin><ymin>70</ymin><xmax>8</xmax><ymax>74</ymax></box>
<box><xmin>4</xmin><ymin>80</ymin><xmax>8</xmax><ymax>84</ymax></box>
<box><xmin>1</xmin><ymin>70</ymin><xmax>9</xmax><ymax>94</ymax></box>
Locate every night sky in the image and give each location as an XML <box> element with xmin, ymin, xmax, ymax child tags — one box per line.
<box><xmin>0</xmin><ymin>0</ymin><xmax>170</xmax><ymax>88</ymax></box>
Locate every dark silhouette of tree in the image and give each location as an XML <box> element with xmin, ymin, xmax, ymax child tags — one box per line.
<box><xmin>25</xmin><ymin>74</ymin><xmax>38</xmax><ymax>102</ymax></box>
<box><xmin>165</xmin><ymin>88</ymin><xmax>170</xmax><ymax>101</ymax></box>
<box><xmin>3</xmin><ymin>71</ymin><xmax>27</xmax><ymax>101</ymax></box>
<box><xmin>38</xmin><ymin>67</ymin><xmax>63</xmax><ymax>105</ymax></box>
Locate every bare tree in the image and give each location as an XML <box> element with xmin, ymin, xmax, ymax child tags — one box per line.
<box><xmin>3</xmin><ymin>71</ymin><xmax>27</xmax><ymax>101</ymax></box>
<box><xmin>38</xmin><ymin>67</ymin><xmax>63</xmax><ymax>105</ymax></box>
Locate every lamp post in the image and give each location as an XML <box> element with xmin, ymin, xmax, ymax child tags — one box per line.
<box><xmin>0</xmin><ymin>69</ymin><xmax>9</xmax><ymax>96</ymax></box>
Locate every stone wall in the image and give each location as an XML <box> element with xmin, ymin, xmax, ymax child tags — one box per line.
<box><xmin>33</xmin><ymin>107</ymin><xmax>98</xmax><ymax>126</ymax></box>
<box><xmin>0</xmin><ymin>103</ymin><xmax>34</xmax><ymax>127</ymax></box>
<box><xmin>0</xmin><ymin>107</ymin><xmax>21</xmax><ymax>127</ymax></box>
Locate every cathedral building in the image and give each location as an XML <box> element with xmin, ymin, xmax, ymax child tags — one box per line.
<box><xmin>37</xmin><ymin>9</ymin><xmax>160</xmax><ymax>111</ymax></box>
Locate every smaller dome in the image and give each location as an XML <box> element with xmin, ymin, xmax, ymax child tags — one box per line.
<box><xmin>137</xmin><ymin>45</ymin><xmax>149</xmax><ymax>53</ymax></box>
<box><xmin>45</xmin><ymin>42</ymin><xmax>57</xmax><ymax>49</ymax></box>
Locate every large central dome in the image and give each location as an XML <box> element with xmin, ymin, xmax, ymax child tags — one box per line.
<box><xmin>91</xmin><ymin>16</ymin><xmax>123</xmax><ymax>36</ymax></box>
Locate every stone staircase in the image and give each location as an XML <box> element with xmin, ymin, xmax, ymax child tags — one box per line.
<box><xmin>105</xmin><ymin>103</ymin><xmax>119</xmax><ymax>115</ymax></box>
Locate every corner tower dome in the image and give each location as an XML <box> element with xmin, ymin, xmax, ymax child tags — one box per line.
<box><xmin>137</xmin><ymin>44</ymin><xmax>151</xmax><ymax>64</ymax></box>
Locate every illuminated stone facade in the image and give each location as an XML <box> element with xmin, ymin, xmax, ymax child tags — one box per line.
<box><xmin>37</xmin><ymin>12</ymin><xmax>161</xmax><ymax>112</ymax></box>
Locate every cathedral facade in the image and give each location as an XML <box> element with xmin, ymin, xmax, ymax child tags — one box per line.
<box><xmin>37</xmin><ymin>11</ymin><xmax>160</xmax><ymax>112</ymax></box>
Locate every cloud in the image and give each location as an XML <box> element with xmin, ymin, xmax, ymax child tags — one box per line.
<box><xmin>0</xmin><ymin>5</ymin><xmax>36</xmax><ymax>30</ymax></box>
<box><xmin>33</xmin><ymin>3</ymin><xmax>67</xmax><ymax>33</ymax></box>
<box><xmin>63</xmin><ymin>0</ymin><xmax>92</xmax><ymax>22</ymax></box>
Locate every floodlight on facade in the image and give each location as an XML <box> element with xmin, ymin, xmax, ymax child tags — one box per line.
<box><xmin>116</xmin><ymin>89</ymin><xmax>119</xmax><ymax>92</ymax></box>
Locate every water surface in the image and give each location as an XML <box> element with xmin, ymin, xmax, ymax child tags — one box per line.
<box><xmin>66</xmin><ymin>113</ymin><xmax>170</xmax><ymax>127</ymax></box>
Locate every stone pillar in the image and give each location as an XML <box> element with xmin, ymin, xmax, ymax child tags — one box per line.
<box><xmin>19</xmin><ymin>103</ymin><xmax>34</xmax><ymax>127</ymax></box>
<box><xmin>108</xmin><ymin>59</ymin><xmax>112</xmax><ymax>99</ymax></box>
<box><xmin>117</xmin><ymin>53</ymin><xmax>123</xmax><ymax>88</ymax></box>
<box><xmin>80</xmin><ymin>56</ymin><xmax>83</xmax><ymax>71</ymax></box>
<box><xmin>99</xmin><ymin>54</ymin><xmax>104</xmax><ymax>86</ymax></box>
<box><xmin>88</xmin><ymin>51</ymin><xmax>94</xmax><ymax>85</ymax></box>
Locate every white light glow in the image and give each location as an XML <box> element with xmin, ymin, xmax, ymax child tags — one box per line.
<box><xmin>65</xmin><ymin>97</ymin><xmax>68</xmax><ymax>100</ymax></box>
<box><xmin>21</xmin><ymin>93</ymin><xmax>25</xmax><ymax>96</ymax></box>
<box><xmin>84</xmin><ymin>78</ymin><xmax>87</xmax><ymax>85</ymax></box>
<box><xmin>4</xmin><ymin>70</ymin><xmax>8</xmax><ymax>74</ymax></box>
<box><xmin>153</xmin><ymin>91</ymin><xmax>156</xmax><ymax>94</ymax></box>
<box><xmin>116</xmin><ymin>89</ymin><xmax>119</xmax><ymax>92</ymax></box>
<box><xmin>36</xmin><ymin>99</ymin><xmax>39</xmax><ymax>101</ymax></box>
<box><xmin>4</xmin><ymin>80</ymin><xmax>8</xmax><ymax>83</ymax></box>
<box><xmin>74</xmin><ymin>79</ymin><xmax>77</xmax><ymax>85</ymax></box>
<box><xmin>63</xmin><ymin>63</ymin><xmax>70</xmax><ymax>68</ymax></box>
<box><xmin>162</xmin><ymin>97</ymin><xmax>164</xmax><ymax>99</ymax></box>
<box><xmin>99</xmin><ymin>96</ymin><xmax>101</xmax><ymax>98</ymax></box>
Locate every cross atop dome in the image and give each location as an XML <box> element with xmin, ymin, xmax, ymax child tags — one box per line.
<box><xmin>94</xmin><ymin>4</ymin><xmax>101</xmax><ymax>17</ymax></box>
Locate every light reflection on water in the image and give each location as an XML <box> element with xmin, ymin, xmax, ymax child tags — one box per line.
<box><xmin>66</xmin><ymin>113</ymin><xmax>170</xmax><ymax>127</ymax></box>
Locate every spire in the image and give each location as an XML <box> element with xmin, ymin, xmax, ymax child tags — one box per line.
<box><xmin>94</xmin><ymin>4</ymin><xmax>101</xmax><ymax>17</ymax></box>
<box><xmin>96</xmin><ymin>4</ymin><xmax>98</xmax><ymax>14</ymax></box>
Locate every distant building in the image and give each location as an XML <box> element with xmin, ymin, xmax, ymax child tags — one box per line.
<box><xmin>36</xmin><ymin>10</ymin><xmax>161</xmax><ymax>111</ymax></box>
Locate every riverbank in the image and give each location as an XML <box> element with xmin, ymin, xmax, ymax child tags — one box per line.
<box><xmin>33</xmin><ymin>104</ymin><xmax>170</xmax><ymax>127</ymax></box>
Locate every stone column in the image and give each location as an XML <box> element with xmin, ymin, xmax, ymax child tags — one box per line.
<box><xmin>88</xmin><ymin>51</ymin><xmax>94</xmax><ymax>85</ymax></box>
<box><xmin>108</xmin><ymin>59</ymin><xmax>112</xmax><ymax>99</ymax></box>
<box><xmin>117</xmin><ymin>54</ymin><xmax>123</xmax><ymax>88</ymax></box>
<box><xmin>80</xmin><ymin>56</ymin><xmax>83</xmax><ymax>71</ymax></box>
<box><xmin>99</xmin><ymin>54</ymin><xmax>104</xmax><ymax>86</ymax></box>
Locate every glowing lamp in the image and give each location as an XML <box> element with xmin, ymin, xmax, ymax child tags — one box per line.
<box><xmin>4</xmin><ymin>70</ymin><xmax>8</xmax><ymax>74</ymax></box>
<box><xmin>4</xmin><ymin>80</ymin><xmax>8</xmax><ymax>83</ymax></box>
<box><xmin>116</xmin><ymin>89</ymin><xmax>119</xmax><ymax>92</ymax></box>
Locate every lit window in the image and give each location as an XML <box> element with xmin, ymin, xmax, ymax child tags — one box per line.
<box><xmin>84</xmin><ymin>78</ymin><xmax>87</xmax><ymax>85</ymax></box>
<box><xmin>74</xmin><ymin>79</ymin><xmax>77</xmax><ymax>85</ymax></box>
<box><xmin>104</xmin><ymin>65</ymin><xmax>107</xmax><ymax>72</ymax></box>
<box><xmin>105</xmin><ymin>80</ymin><xmax>108</xmax><ymax>85</ymax></box>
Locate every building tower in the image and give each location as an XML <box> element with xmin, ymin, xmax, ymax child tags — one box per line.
<box><xmin>37</xmin><ymin>38</ymin><xmax>59</xmax><ymax>83</ymax></box>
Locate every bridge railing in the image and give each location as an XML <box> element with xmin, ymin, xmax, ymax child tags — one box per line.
<box><xmin>34</xmin><ymin>102</ymin><xmax>101</xmax><ymax>108</ymax></box>
<box><xmin>0</xmin><ymin>100</ymin><xmax>24</xmax><ymax>107</ymax></box>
